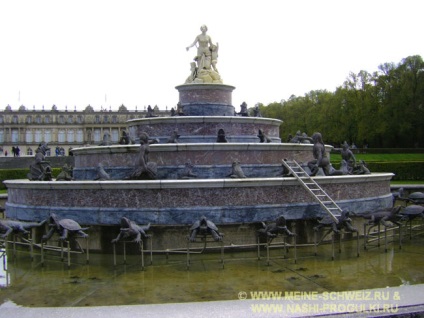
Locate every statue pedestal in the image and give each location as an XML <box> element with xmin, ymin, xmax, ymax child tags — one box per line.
<box><xmin>175</xmin><ymin>83</ymin><xmax>235</xmax><ymax>116</ymax></box>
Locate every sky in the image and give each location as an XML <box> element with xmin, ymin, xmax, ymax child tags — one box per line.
<box><xmin>0</xmin><ymin>0</ymin><xmax>423</xmax><ymax>113</ymax></box>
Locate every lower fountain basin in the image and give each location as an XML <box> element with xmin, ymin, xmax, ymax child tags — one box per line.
<box><xmin>5</xmin><ymin>173</ymin><xmax>393</xmax><ymax>226</ymax></box>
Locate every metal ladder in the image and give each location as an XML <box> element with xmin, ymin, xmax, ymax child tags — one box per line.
<box><xmin>281</xmin><ymin>159</ymin><xmax>342</xmax><ymax>223</ymax></box>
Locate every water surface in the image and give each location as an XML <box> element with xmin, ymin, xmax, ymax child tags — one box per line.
<box><xmin>1</xmin><ymin>232</ymin><xmax>423</xmax><ymax>307</ymax></box>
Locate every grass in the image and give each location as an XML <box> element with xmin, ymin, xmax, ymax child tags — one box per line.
<box><xmin>390</xmin><ymin>180</ymin><xmax>424</xmax><ymax>185</ymax></box>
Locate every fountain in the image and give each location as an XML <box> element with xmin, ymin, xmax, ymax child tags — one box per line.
<box><xmin>3</xmin><ymin>25</ymin><xmax>394</xmax><ymax>253</ymax></box>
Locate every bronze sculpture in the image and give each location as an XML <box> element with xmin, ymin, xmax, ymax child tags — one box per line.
<box><xmin>353</xmin><ymin>206</ymin><xmax>403</xmax><ymax>227</ymax></box>
<box><xmin>399</xmin><ymin>205</ymin><xmax>424</xmax><ymax>222</ymax></box>
<box><xmin>216</xmin><ymin>129</ymin><xmax>228</xmax><ymax>142</ymax></box>
<box><xmin>229</xmin><ymin>160</ymin><xmax>247</xmax><ymax>178</ymax></box>
<box><xmin>95</xmin><ymin>163</ymin><xmax>111</xmax><ymax>181</ymax></box>
<box><xmin>42</xmin><ymin>213</ymin><xmax>89</xmax><ymax>242</ymax></box>
<box><xmin>0</xmin><ymin>219</ymin><xmax>46</xmax><ymax>239</ymax></box>
<box><xmin>189</xmin><ymin>216</ymin><xmax>223</xmax><ymax>242</ymax></box>
<box><xmin>111</xmin><ymin>217</ymin><xmax>151</xmax><ymax>244</ymax></box>
<box><xmin>340</xmin><ymin>141</ymin><xmax>357</xmax><ymax>173</ymax></box>
<box><xmin>314</xmin><ymin>210</ymin><xmax>358</xmax><ymax>234</ymax></box>
<box><xmin>167</xmin><ymin>130</ymin><xmax>181</xmax><ymax>143</ymax></box>
<box><xmin>258</xmin><ymin>129</ymin><xmax>271</xmax><ymax>143</ymax></box>
<box><xmin>119</xmin><ymin>130</ymin><xmax>132</xmax><ymax>145</ymax></box>
<box><xmin>126</xmin><ymin>132</ymin><xmax>159</xmax><ymax>180</ymax></box>
<box><xmin>307</xmin><ymin>132</ymin><xmax>343</xmax><ymax>176</ymax></box>
<box><xmin>180</xmin><ymin>160</ymin><xmax>197</xmax><ymax>179</ymax></box>
<box><xmin>56</xmin><ymin>163</ymin><xmax>74</xmax><ymax>181</ymax></box>
<box><xmin>258</xmin><ymin>215</ymin><xmax>295</xmax><ymax>242</ymax></box>
<box><xmin>28</xmin><ymin>142</ymin><xmax>52</xmax><ymax>181</ymax></box>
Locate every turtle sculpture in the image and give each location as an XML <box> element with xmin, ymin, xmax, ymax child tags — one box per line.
<box><xmin>353</xmin><ymin>206</ymin><xmax>402</xmax><ymax>227</ymax></box>
<box><xmin>407</xmin><ymin>192</ymin><xmax>424</xmax><ymax>205</ymax></box>
<box><xmin>189</xmin><ymin>216</ymin><xmax>223</xmax><ymax>242</ymax></box>
<box><xmin>399</xmin><ymin>205</ymin><xmax>424</xmax><ymax>222</ymax></box>
<box><xmin>0</xmin><ymin>219</ymin><xmax>46</xmax><ymax>239</ymax></box>
<box><xmin>111</xmin><ymin>217</ymin><xmax>151</xmax><ymax>244</ymax></box>
<box><xmin>42</xmin><ymin>213</ymin><xmax>89</xmax><ymax>242</ymax></box>
<box><xmin>258</xmin><ymin>215</ymin><xmax>295</xmax><ymax>243</ymax></box>
<box><xmin>313</xmin><ymin>210</ymin><xmax>358</xmax><ymax>234</ymax></box>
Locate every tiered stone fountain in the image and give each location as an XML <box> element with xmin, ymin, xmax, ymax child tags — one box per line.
<box><xmin>3</xmin><ymin>26</ymin><xmax>393</xmax><ymax>252</ymax></box>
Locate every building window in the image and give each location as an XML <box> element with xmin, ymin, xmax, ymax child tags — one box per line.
<box><xmin>36</xmin><ymin>115</ymin><xmax>42</xmax><ymax>124</ymax></box>
<box><xmin>93</xmin><ymin>129</ymin><xmax>101</xmax><ymax>143</ymax></box>
<box><xmin>12</xmin><ymin>115</ymin><xmax>18</xmax><ymax>124</ymax></box>
<box><xmin>95</xmin><ymin>115</ymin><xmax>100</xmax><ymax>124</ymax></box>
<box><xmin>67</xmin><ymin>129</ymin><xmax>74</xmax><ymax>142</ymax></box>
<box><xmin>11</xmin><ymin>129</ymin><xmax>19</xmax><ymax>142</ymax></box>
<box><xmin>26</xmin><ymin>129</ymin><xmax>33</xmax><ymax>142</ymax></box>
<box><xmin>44</xmin><ymin>116</ymin><xmax>50</xmax><ymax>124</ymax></box>
<box><xmin>76</xmin><ymin>129</ymin><xmax>84</xmax><ymax>143</ymax></box>
<box><xmin>68</xmin><ymin>116</ymin><xmax>73</xmax><ymax>124</ymax></box>
<box><xmin>58</xmin><ymin>129</ymin><xmax>65</xmax><ymax>143</ymax></box>
<box><xmin>0</xmin><ymin>129</ymin><xmax>4</xmax><ymax>143</ymax></box>
<box><xmin>44</xmin><ymin>129</ymin><xmax>52</xmax><ymax>143</ymax></box>
<box><xmin>112</xmin><ymin>129</ymin><xmax>119</xmax><ymax>142</ymax></box>
<box><xmin>59</xmin><ymin>115</ymin><xmax>65</xmax><ymax>124</ymax></box>
<box><xmin>27</xmin><ymin>148</ymin><xmax>33</xmax><ymax>156</ymax></box>
<box><xmin>112</xmin><ymin>115</ymin><xmax>118</xmax><ymax>124</ymax></box>
<box><xmin>35</xmin><ymin>129</ymin><xmax>42</xmax><ymax>143</ymax></box>
<box><xmin>77</xmin><ymin>115</ymin><xmax>83</xmax><ymax>124</ymax></box>
<box><xmin>103</xmin><ymin>115</ymin><xmax>109</xmax><ymax>123</ymax></box>
<box><xmin>0</xmin><ymin>115</ymin><xmax>3</xmax><ymax>124</ymax></box>
<box><xmin>26</xmin><ymin>116</ymin><xmax>32</xmax><ymax>124</ymax></box>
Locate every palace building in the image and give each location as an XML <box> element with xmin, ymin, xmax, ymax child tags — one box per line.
<box><xmin>0</xmin><ymin>104</ymin><xmax>170</xmax><ymax>157</ymax></box>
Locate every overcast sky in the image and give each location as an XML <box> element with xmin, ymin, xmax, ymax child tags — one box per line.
<box><xmin>1</xmin><ymin>0</ymin><xmax>423</xmax><ymax>112</ymax></box>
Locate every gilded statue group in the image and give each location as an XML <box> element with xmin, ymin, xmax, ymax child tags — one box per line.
<box><xmin>185</xmin><ymin>25</ymin><xmax>223</xmax><ymax>84</ymax></box>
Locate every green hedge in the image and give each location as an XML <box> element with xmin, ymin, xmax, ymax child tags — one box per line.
<box><xmin>332</xmin><ymin>161</ymin><xmax>424</xmax><ymax>180</ymax></box>
<box><xmin>365</xmin><ymin>162</ymin><xmax>424</xmax><ymax>180</ymax></box>
<box><xmin>0</xmin><ymin>168</ymin><xmax>61</xmax><ymax>190</ymax></box>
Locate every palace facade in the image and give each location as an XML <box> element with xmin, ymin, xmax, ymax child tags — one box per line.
<box><xmin>0</xmin><ymin>104</ymin><xmax>170</xmax><ymax>157</ymax></box>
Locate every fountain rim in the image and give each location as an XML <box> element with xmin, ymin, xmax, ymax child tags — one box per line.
<box><xmin>175</xmin><ymin>83</ymin><xmax>236</xmax><ymax>91</ymax></box>
<box><xmin>69</xmin><ymin>142</ymin><xmax>328</xmax><ymax>155</ymax></box>
<box><xmin>126</xmin><ymin>115</ymin><xmax>282</xmax><ymax>125</ymax></box>
<box><xmin>3</xmin><ymin>173</ymin><xmax>394</xmax><ymax>190</ymax></box>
